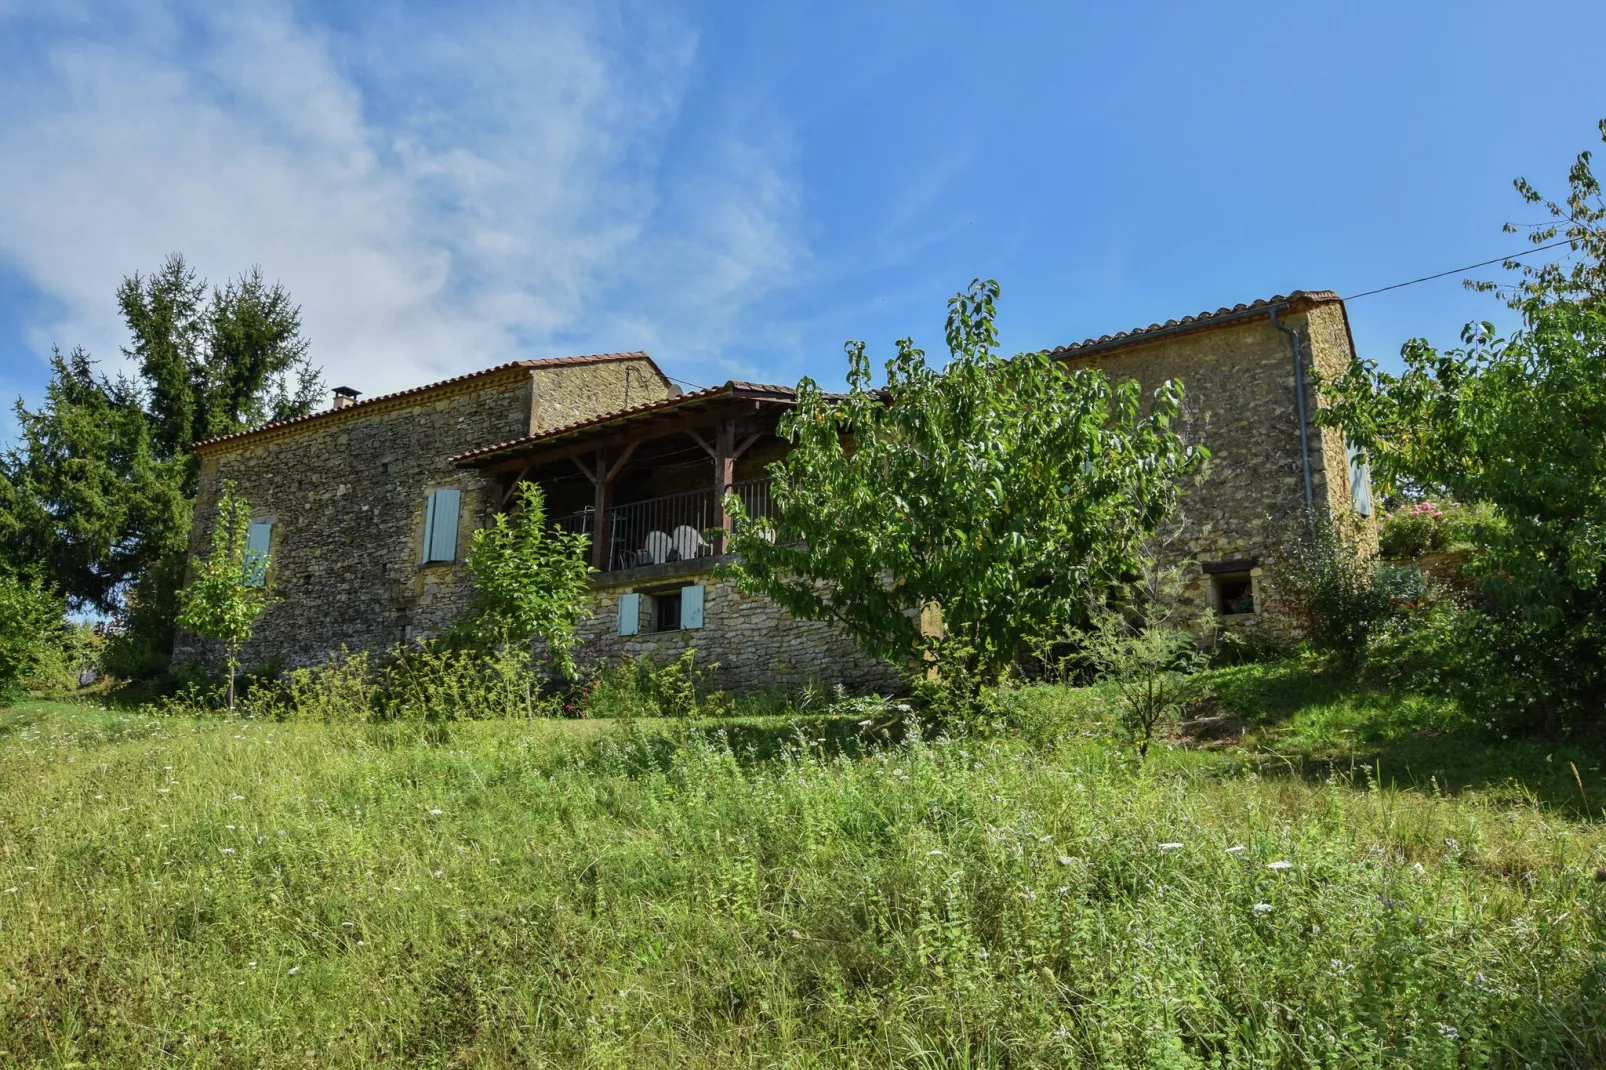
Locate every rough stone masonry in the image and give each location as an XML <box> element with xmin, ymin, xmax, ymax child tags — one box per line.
<box><xmin>174</xmin><ymin>290</ymin><xmax>1373</xmax><ymax>691</ymax></box>
<box><xmin>174</xmin><ymin>354</ymin><xmax>675</xmax><ymax>671</ymax></box>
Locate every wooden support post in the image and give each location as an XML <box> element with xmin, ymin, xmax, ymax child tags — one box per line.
<box><xmin>590</xmin><ymin>449</ymin><xmax>610</xmax><ymax>571</ymax></box>
<box><xmin>713</xmin><ymin>420</ymin><xmax>735</xmax><ymax>553</ymax></box>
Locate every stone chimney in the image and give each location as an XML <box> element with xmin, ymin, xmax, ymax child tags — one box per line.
<box><xmin>332</xmin><ymin>386</ymin><xmax>361</xmax><ymax>411</ymax></box>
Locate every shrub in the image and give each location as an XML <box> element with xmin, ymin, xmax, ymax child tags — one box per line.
<box><xmin>0</xmin><ymin>571</ymin><xmax>69</xmax><ymax>701</ymax></box>
<box><xmin>454</xmin><ymin>482</ymin><xmax>590</xmax><ymax>677</ymax></box>
<box><xmin>578</xmin><ymin>647</ymin><xmax>728</xmax><ymax>719</ymax></box>
<box><xmin>1364</xmin><ymin>599</ymin><xmax>1568</xmax><ymax>731</ymax></box>
<box><xmin>1372</xmin><ymin>562</ymin><xmax>1429</xmax><ymax>604</ymax></box>
<box><xmin>1282</xmin><ymin>519</ymin><xmax>1391</xmax><ymax>663</ymax></box>
<box><xmin>1378</xmin><ymin>500</ymin><xmax>1452</xmax><ymax>559</ymax></box>
<box><xmin>1081</xmin><ymin>560</ymin><xmax>1209</xmax><ymax>757</ymax></box>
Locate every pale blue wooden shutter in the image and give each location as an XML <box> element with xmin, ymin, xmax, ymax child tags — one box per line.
<box><xmin>424</xmin><ymin>488</ymin><xmax>461</xmax><ymax>562</ymax></box>
<box><xmin>1346</xmin><ymin>443</ymin><xmax>1372</xmax><ymax>517</ymax></box>
<box><xmin>681</xmin><ymin>584</ymin><xmax>704</xmax><ymax>629</ymax></box>
<box><xmin>244</xmin><ymin>521</ymin><xmax>273</xmax><ymax>587</ymax></box>
<box><xmin>618</xmin><ymin>593</ymin><xmax>640</xmax><ymax>636</ymax></box>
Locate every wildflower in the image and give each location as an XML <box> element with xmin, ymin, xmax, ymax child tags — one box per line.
<box><xmin>1252</xmin><ymin>902</ymin><xmax>1273</xmax><ymax>913</ymax></box>
<box><xmin>428</xmin><ymin>809</ymin><xmax>444</xmax><ymax>816</ymax></box>
<box><xmin>248</xmin><ymin>961</ymin><xmax>257</xmax><ymax>967</ymax></box>
<box><xmin>1267</xmin><ymin>860</ymin><xmax>1294</xmax><ymax>871</ymax></box>
<box><xmin>432</xmin><ymin>870</ymin><xmax>444</xmax><ymax>879</ymax></box>
<box><xmin>1226</xmin><ymin>845</ymin><xmax>1246</xmax><ymax>855</ymax></box>
<box><xmin>1436</xmin><ymin>1022</ymin><xmax>1459</xmax><ymax>1039</ymax></box>
<box><xmin>221</xmin><ymin>848</ymin><xmax>236</xmax><ymax>855</ymax></box>
<box><xmin>857</xmin><ymin>719</ymin><xmax>873</xmax><ymax>727</ymax></box>
<box><xmin>1158</xmin><ymin>842</ymin><xmax>1184</xmax><ymax>851</ymax></box>
<box><xmin>287</xmin><ymin>966</ymin><xmax>301</xmax><ymax>975</ymax></box>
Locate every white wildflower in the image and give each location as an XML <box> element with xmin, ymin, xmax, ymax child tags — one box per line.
<box><xmin>1252</xmin><ymin>902</ymin><xmax>1273</xmax><ymax>913</ymax></box>
<box><xmin>287</xmin><ymin>966</ymin><xmax>301</xmax><ymax>975</ymax></box>
<box><xmin>1267</xmin><ymin>860</ymin><xmax>1294</xmax><ymax>871</ymax></box>
<box><xmin>428</xmin><ymin>809</ymin><xmax>444</xmax><ymax>816</ymax></box>
<box><xmin>1158</xmin><ymin>842</ymin><xmax>1184</xmax><ymax>851</ymax></box>
<box><xmin>1436</xmin><ymin>1022</ymin><xmax>1459</xmax><ymax>1039</ymax></box>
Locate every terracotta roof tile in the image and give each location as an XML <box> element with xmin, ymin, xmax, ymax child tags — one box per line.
<box><xmin>450</xmin><ymin>380</ymin><xmax>800</xmax><ymax>464</ymax></box>
<box><xmin>1049</xmin><ymin>290</ymin><xmax>1340</xmax><ymax>358</ymax></box>
<box><xmin>192</xmin><ymin>351</ymin><xmax>666</xmax><ymax>451</ymax></box>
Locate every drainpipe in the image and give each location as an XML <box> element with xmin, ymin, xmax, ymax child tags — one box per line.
<box><xmin>1269</xmin><ymin>304</ymin><xmax>1315</xmax><ymax>513</ymax></box>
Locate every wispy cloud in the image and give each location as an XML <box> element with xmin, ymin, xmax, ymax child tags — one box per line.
<box><xmin>0</xmin><ymin>0</ymin><xmax>808</xmax><ymax>398</ymax></box>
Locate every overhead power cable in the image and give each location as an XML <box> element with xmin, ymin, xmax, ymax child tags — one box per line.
<box><xmin>1344</xmin><ymin>237</ymin><xmax>1576</xmax><ymax>301</ymax></box>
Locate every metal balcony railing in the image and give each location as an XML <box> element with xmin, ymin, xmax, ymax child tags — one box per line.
<box><xmin>552</xmin><ymin>477</ymin><xmax>774</xmax><ymax>573</ymax></box>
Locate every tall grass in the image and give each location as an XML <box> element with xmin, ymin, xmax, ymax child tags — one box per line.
<box><xmin>2</xmin><ymin>695</ymin><xmax>1603</xmax><ymax>1067</ymax></box>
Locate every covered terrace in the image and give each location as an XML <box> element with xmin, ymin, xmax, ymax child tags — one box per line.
<box><xmin>451</xmin><ymin>381</ymin><xmax>800</xmax><ymax>574</ymax></box>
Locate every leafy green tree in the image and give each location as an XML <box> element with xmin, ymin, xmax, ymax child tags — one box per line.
<box><xmin>1470</xmin><ymin>118</ymin><xmax>1606</xmax><ymax>310</ymax></box>
<box><xmin>1</xmin><ymin>255</ymin><xmax>321</xmax><ymax>675</ymax></box>
<box><xmin>175</xmin><ymin>480</ymin><xmax>274</xmax><ymax>709</ymax></box>
<box><xmin>455</xmin><ymin>482</ymin><xmax>593</xmax><ymax>678</ymax></box>
<box><xmin>1318</xmin><ymin>121</ymin><xmax>1606</xmax><ymax>720</ymax></box>
<box><xmin>726</xmin><ymin>279</ymin><xmax>1207</xmax><ymax>691</ymax></box>
<box><xmin>0</xmin><ymin>569</ymin><xmax>68</xmax><ymax>702</ymax></box>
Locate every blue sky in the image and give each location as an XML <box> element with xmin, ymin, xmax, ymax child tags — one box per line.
<box><xmin>2</xmin><ymin>0</ymin><xmax>1603</xmax><ymax>439</ymax></box>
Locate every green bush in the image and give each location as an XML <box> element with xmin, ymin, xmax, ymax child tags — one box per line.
<box><xmin>1378</xmin><ymin>500</ymin><xmax>1452</xmax><ymax>559</ymax></box>
<box><xmin>576</xmin><ymin>647</ymin><xmax>729</xmax><ymax>719</ymax></box>
<box><xmin>1372</xmin><ymin>562</ymin><xmax>1429</xmax><ymax>604</ymax></box>
<box><xmin>1282</xmin><ymin>519</ymin><xmax>1391</xmax><ymax>662</ymax></box>
<box><xmin>1365</xmin><ymin>599</ymin><xmax>1569</xmax><ymax>731</ymax></box>
<box><xmin>0</xmin><ymin>571</ymin><xmax>70</xmax><ymax>701</ymax></box>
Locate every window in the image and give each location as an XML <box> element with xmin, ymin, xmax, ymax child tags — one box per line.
<box><xmin>244</xmin><ymin>520</ymin><xmax>273</xmax><ymax>588</ymax></box>
<box><xmin>1214</xmin><ymin>573</ymin><xmax>1255</xmax><ymax>616</ymax></box>
<box><xmin>641</xmin><ymin>584</ymin><xmax>704</xmax><ymax>632</ymax></box>
<box><xmin>1347</xmin><ymin>442</ymin><xmax>1373</xmax><ymax>517</ymax></box>
<box><xmin>654</xmin><ymin>591</ymin><xmax>682</xmax><ymax>632</ymax></box>
<box><xmin>421</xmin><ymin>488</ymin><xmax>462</xmax><ymax>564</ymax></box>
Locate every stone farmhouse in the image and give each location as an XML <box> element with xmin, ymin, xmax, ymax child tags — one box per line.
<box><xmin>176</xmin><ymin>289</ymin><xmax>1372</xmax><ymax>690</ymax></box>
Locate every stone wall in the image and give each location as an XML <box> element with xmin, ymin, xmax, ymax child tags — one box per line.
<box><xmin>1063</xmin><ymin>300</ymin><xmax>1368</xmax><ymax>637</ymax></box>
<box><xmin>174</xmin><ymin>357</ymin><xmax>672</xmax><ymax>671</ymax></box>
<box><xmin>574</xmin><ymin>559</ymin><xmax>904</xmax><ymax>694</ymax></box>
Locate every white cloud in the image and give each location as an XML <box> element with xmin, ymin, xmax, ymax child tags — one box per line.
<box><xmin>0</xmin><ymin>0</ymin><xmax>807</xmax><ymax>398</ymax></box>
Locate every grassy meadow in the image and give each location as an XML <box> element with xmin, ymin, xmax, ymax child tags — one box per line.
<box><xmin>2</xmin><ymin>665</ymin><xmax>1605</xmax><ymax>1067</ymax></box>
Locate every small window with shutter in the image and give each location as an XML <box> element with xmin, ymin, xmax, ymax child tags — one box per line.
<box><xmin>421</xmin><ymin>488</ymin><xmax>462</xmax><ymax>564</ymax></box>
<box><xmin>244</xmin><ymin>520</ymin><xmax>273</xmax><ymax>587</ymax></box>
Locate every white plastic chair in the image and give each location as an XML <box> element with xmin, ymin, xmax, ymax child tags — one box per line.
<box><xmin>644</xmin><ymin>530</ymin><xmax>673</xmax><ymax>564</ymax></box>
<box><xmin>670</xmin><ymin>525</ymin><xmax>708</xmax><ymax>562</ymax></box>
